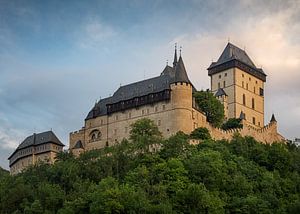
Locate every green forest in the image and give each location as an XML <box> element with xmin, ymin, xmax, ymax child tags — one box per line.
<box><xmin>1</xmin><ymin>118</ymin><xmax>300</xmax><ymax>214</ymax></box>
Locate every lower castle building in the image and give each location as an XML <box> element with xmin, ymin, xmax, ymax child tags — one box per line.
<box><xmin>70</xmin><ymin>43</ymin><xmax>284</xmax><ymax>155</ymax></box>
<box><xmin>8</xmin><ymin>131</ymin><xmax>64</xmax><ymax>175</ymax></box>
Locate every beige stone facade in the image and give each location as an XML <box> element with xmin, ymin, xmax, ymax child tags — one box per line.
<box><xmin>211</xmin><ymin>68</ymin><xmax>265</xmax><ymax>127</ymax></box>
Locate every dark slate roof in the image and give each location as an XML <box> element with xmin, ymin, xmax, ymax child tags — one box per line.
<box><xmin>208</xmin><ymin>43</ymin><xmax>267</xmax><ymax>82</ymax></box>
<box><xmin>212</xmin><ymin>43</ymin><xmax>257</xmax><ymax>68</ymax></box>
<box><xmin>8</xmin><ymin>131</ymin><xmax>64</xmax><ymax>159</ymax></box>
<box><xmin>174</xmin><ymin>56</ymin><xmax>191</xmax><ymax>83</ymax></box>
<box><xmin>86</xmin><ymin>56</ymin><xmax>195</xmax><ymax>120</ymax></box>
<box><xmin>215</xmin><ymin>88</ymin><xmax>227</xmax><ymax>97</ymax></box>
<box><xmin>73</xmin><ymin>140</ymin><xmax>84</xmax><ymax>149</ymax></box>
<box><xmin>270</xmin><ymin>114</ymin><xmax>277</xmax><ymax>122</ymax></box>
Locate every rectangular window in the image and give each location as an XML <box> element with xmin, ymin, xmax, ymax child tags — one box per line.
<box><xmin>225</xmin><ymin>73</ymin><xmax>227</xmax><ymax>77</ymax></box>
<box><xmin>259</xmin><ymin>88</ymin><xmax>264</xmax><ymax>96</ymax></box>
<box><xmin>253</xmin><ymin>87</ymin><xmax>256</xmax><ymax>94</ymax></box>
<box><xmin>246</xmin><ymin>83</ymin><xmax>248</xmax><ymax>90</ymax></box>
<box><xmin>219</xmin><ymin>74</ymin><xmax>221</xmax><ymax>79</ymax></box>
<box><xmin>223</xmin><ymin>81</ymin><xmax>226</xmax><ymax>88</ymax></box>
<box><xmin>218</xmin><ymin>82</ymin><xmax>221</xmax><ymax>89</ymax></box>
<box><xmin>242</xmin><ymin>81</ymin><xmax>244</xmax><ymax>88</ymax></box>
<box><xmin>142</xmin><ymin>110</ymin><xmax>144</xmax><ymax>115</ymax></box>
<box><xmin>252</xmin><ymin>117</ymin><xmax>256</xmax><ymax>125</ymax></box>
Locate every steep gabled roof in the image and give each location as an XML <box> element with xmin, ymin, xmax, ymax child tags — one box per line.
<box><xmin>270</xmin><ymin>114</ymin><xmax>277</xmax><ymax>122</ymax></box>
<box><xmin>214</xmin><ymin>43</ymin><xmax>257</xmax><ymax>68</ymax></box>
<box><xmin>208</xmin><ymin>43</ymin><xmax>266</xmax><ymax>82</ymax></box>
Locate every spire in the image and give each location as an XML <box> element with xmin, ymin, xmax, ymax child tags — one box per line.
<box><xmin>174</xmin><ymin>55</ymin><xmax>190</xmax><ymax>83</ymax></box>
<box><xmin>270</xmin><ymin>114</ymin><xmax>277</xmax><ymax>123</ymax></box>
<box><xmin>173</xmin><ymin>43</ymin><xmax>178</xmax><ymax>67</ymax></box>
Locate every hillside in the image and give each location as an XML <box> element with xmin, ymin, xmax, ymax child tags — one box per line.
<box><xmin>0</xmin><ymin>119</ymin><xmax>300</xmax><ymax>213</ymax></box>
<box><xmin>0</xmin><ymin>167</ymin><xmax>8</xmax><ymax>177</ymax></box>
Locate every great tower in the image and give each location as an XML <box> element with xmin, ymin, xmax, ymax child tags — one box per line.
<box><xmin>208</xmin><ymin>43</ymin><xmax>267</xmax><ymax>127</ymax></box>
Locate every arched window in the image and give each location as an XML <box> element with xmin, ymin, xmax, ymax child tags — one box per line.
<box><xmin>243</xmin><ymin>94</ymin><xmax>246</xmax><ymax>105</ymax></box>
<box><xmin>252</xmin><ymin>98</ymin><xmax>255</xmax><ymax>109</ymax></box>
<box><xmin>89</xmin><ymin>129</ymin><xmax>101</xmax><ymax>142</ymax></box>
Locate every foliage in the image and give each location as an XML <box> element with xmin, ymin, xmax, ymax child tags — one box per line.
<box><xmin>222</xmin><ymin>118</ymin><xmax>243</xmax><ymax>130</ymax></box>
<box><xmin>193</xmin><ymin>90</ymin><xmax>225</xmax><ymax>127</ymax></box>
<box><xmin>190</xmin><ymin>127</ymin><xmax>211</xmax><ymax>140</ymax></box>
<box><xmin>1</xmin><ymin>119</ymin><xmax>300</xmax><ymax>213</ymax></box>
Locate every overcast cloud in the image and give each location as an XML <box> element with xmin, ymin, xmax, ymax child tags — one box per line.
<box><xmin>0</xmin><ymin>0</ymin><xmax>299</xmax><ymax>169</ymax></box>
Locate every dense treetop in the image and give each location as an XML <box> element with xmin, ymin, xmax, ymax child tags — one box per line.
<box><xmin>0</xmin><ymin>119</ymin><xmax>300</xmax><ymax>213</ymax></box>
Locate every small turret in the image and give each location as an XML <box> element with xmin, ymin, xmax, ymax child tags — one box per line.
<box><xmin>270</xmin><ymin>114</ymin><xmax>277</xmax><ymax>123</ymax></box>
<box><xmin>239</xmin><ymin>111</ymin><xmax>246</xmax><ymax>120</ymax></box>
<box><xmin>174</xmin><ymin>56</ymin><xmax>190</xmax><ymax>84</ymax></box>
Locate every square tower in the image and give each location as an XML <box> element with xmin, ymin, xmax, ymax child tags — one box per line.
<box><xmin>208</xmin><ymin>43</ymin><xmax>267</xmax><ymax>127</ymax></box>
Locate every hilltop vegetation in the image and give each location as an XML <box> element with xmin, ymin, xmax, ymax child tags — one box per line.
<box><xmin>0</xmin><ymin>118</ymin><xmax>300</xmax><ymax>213</ymax></box>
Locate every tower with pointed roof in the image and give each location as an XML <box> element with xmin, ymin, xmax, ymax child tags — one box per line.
<box><xmin>208</xmin><ymin>42</ymin><xmax>267</xmax><ymax>127</ymax></box>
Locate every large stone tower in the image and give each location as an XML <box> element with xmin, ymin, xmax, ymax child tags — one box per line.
<box><xmin>208</xmin><ymin>43</ymin><xmax>267</xmax><ymax>127</ymax></box>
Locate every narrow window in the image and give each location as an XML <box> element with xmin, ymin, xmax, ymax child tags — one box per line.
<box><xmin>254</xmin><ymin>87</ymin><xmax>256</xmax><ymax>94</ymax></box>
<box><xmin>243</xmin><ymin>94</ymin><xmax>246</xmax><ymax>105</ymax></box>
<box><xmin>218</xmin><ymin>82</ymin><xmax>221</xmax><ymax>89</ymax></box>
<box><xmin>259</xmin><ymin>88</ymin><xmax>264</xmax><ymax>96</ymax></box>
<box><xmin>242</xmin><ymin>81</ymin><xmax>244</xmax><ymax>88</ymax></box>
<box><xmin>249</xmin><ymin>77</ymin><xmax>251</xmax><ymax>81</ymax></box>
<box><xmin>142</xmin><ymin>110</ymin><xmax>144</xmax><ymax>115</ymax></box>
<box><xmin>246</xmin><ymin>83</ymin><xmax>248</xmax><ymax>90</ymax></box>
<box><xmin>252</xmin><ymin>117</ymin><xmax>256</xmax><ymax>125</ymax></box>
<box><xmin>223</xmin><ymin>81</ymin><xmax>226</xmax><ymax>88</ymax></box>
<box><xmin>252</xmin><ymin>98</ymin><xmax>255</xmax><ymax>109</ymax></box>
<box><xmin>242</xmin><ymin>74</ymin><xmax>244</xmax><ymax>78</ymax></box>
<box><xmin>225</xmin><ymin>73</ymin><xmax>227</xmax><ymax>77</ymax></box>
<box><xmin>219</xmin><ymin>74</ymin><xmax>221</xmax><ymax>79</ymax></box>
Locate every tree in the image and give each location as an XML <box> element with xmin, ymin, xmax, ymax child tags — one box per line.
<box><xmin>129</xmin><ymin>118</ymin><xmax>163</xmax><ymax>153</ymax></box>
<box><xmin>190</xmin><ymin>127</ymin><xmax>211</xmax><ymax>140</ymax></box>
<box><xmin>221</xmin><ymin>118</ymin><xmax>243</xmax><ymax>130</ymax></box>
<box><xmin>193</xmin><ymin>90</ymin><xmax>224</xmax><ymax>127</ymax></box>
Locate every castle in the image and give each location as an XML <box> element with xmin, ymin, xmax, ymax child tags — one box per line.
<box><xmin>70</xmin><ymin>42</ymin><xmax>284</xmax><ymax>155</ymax></box>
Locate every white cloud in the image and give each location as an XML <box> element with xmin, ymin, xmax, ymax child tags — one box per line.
<box><xmin>77</xmin><ymin>18</ymin><xmax>117</xmax><ymax>49</ymax></box>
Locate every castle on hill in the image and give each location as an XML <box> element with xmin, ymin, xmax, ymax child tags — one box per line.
<box><xmin>70</xmin><ymin>42</ymin><xmax>285</xmax><ymax>155</ymax></box>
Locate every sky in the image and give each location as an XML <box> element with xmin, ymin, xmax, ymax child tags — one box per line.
<box><xmin>0</xmin><ymin>0</ymin><xmax>300</xmax><ymax>169</ymax></box>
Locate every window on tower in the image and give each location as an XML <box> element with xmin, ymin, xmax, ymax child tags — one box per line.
<box><xmin>218</xmin><ymin>82</ymin><xmax>221</xmax><ymax>89</ymax></box>
<box><xmin>252</xmin><ymin>117</ymin><xmax>256</xmax><ymax>125</ymax></box>
<box><xmin>243</xmin><ymin>94</ymin><xmax>246</xmax><ymax>105</ymax></box>
<box><xmin>223</xmin><ymin>81</ymin><xmax>226</xmax><ymax>88</ymax></box>
<box><xmin>259</xmin><ymin>88</ymin><xmax>264</xmax><ymax>96</ymax></box>
<box><xmin>252</xmin><ymin>98</ymin><xmax>255</xmax><ymax>109</ymax></box>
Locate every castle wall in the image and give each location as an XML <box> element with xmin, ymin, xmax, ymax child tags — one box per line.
<box><xmin>70</xmin><ymin>83</ymin><xmax>208</xmax><ymax>153</ymax></box>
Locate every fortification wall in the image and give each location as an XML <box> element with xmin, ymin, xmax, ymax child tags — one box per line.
<box><xmin>207</xmin><ymin>121</ymin><xmax>284</xmax><ymax>144</ymax></box>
